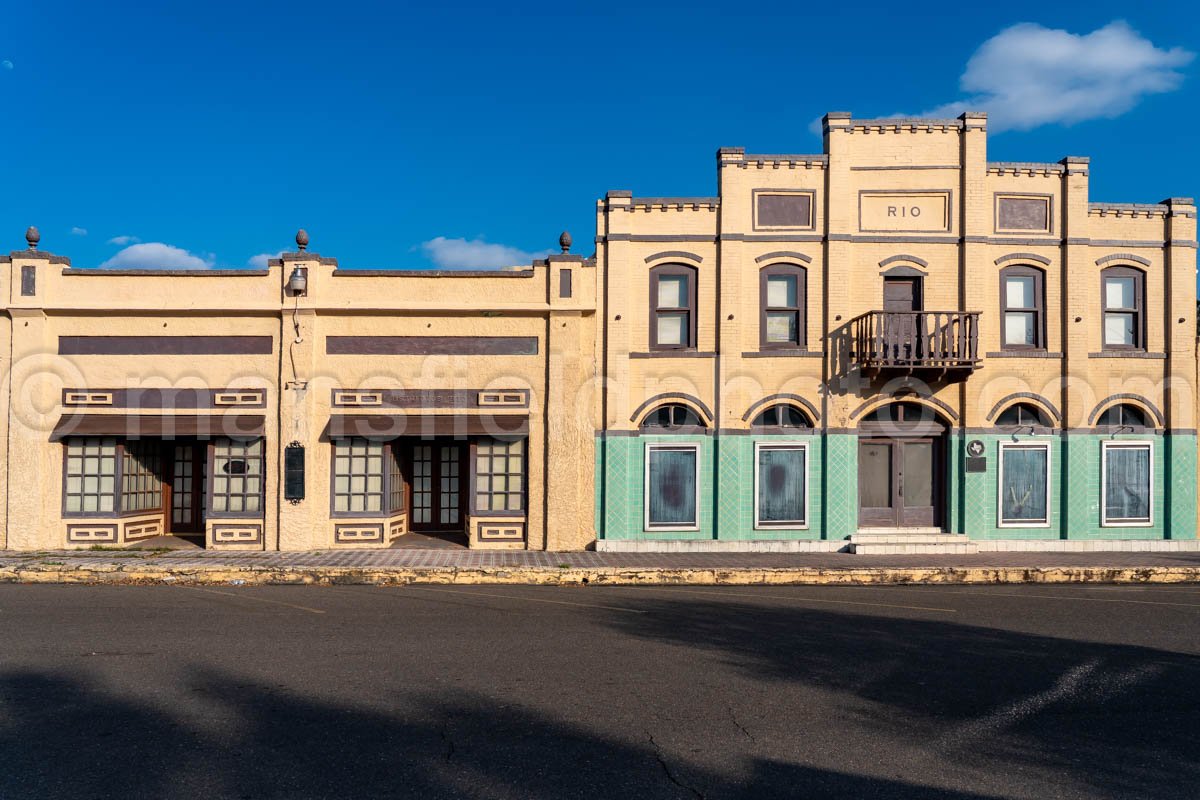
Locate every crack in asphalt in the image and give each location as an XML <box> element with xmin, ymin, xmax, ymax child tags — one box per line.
<box><xmin>646</xmin><ymin>730</ymin><xmax>705</xmax><ymax>799</ymax></box>
<box><xmin>727</xmin><ymin>704</ymin><xmax>756</xmax><ymax>743</ymax></box>
<box><xmin>439</xmin><ymin>724</ymin><xmax>456</xmax><ymax>763</ymax></box>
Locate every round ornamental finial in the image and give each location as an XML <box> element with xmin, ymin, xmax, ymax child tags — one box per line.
<box><xmin>25</xmin><ymin>226</ymin><xmax>40</xmax><ymax>250</ymax></box>
<box><xmin>559</xmin><ymin>231</ymin><xmax>572</xmax><ymax>254</ymax></box>
<box><xmin>295</xmin><ymin>229</ymin><xmax>309</xmax><ymax>251</ymax></box>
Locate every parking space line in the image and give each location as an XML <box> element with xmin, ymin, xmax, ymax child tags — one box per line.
<box><xmin>620</xmin><ymin>586</ymin><xmax>956</xmax><ymax>613</ymax></box>
<box><xmin>180</xmin><ymin>586</ymin><xmax>327</xmax><ymax>614</ymax></box>
<box><xmin>401</xmin><ymin>586</ymin><xmax>648</xmax><ymax>614</ymax></box>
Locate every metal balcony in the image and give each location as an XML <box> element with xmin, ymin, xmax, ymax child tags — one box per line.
<box><xmin>849</xmin><ymin>311</ymin><xmax>982</xmax><ymax>375</ymax></box>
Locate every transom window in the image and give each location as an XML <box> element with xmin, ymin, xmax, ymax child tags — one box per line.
<box><xmin>641</xmin><ymin>404</ymin><xmax>704</xmax><ymax>430</ymax></box>
<box><xmin>64</xmin><ymin>437</ymin><xmax>118</xmax><ymax>515</ymax></box>
<box><xmin>1102</xmin><ymin>442</ymin><xmax>1153</xmax><ymax>526</ymax></box>
<box><xmin>211</xmin><ymin>437</ymin><xmax>264</xmax><ymax>515</ymax></box>
<box><xmin>1000</xmin><ymin>266</ymin><xmax>1044</xmax><ymax>349</ymax></box>
<box><xmin>861</xmin><ymin>402</ymin><xmax>933</xmax><ymax>424</ymax></box>
<box><xmin>644</xmin><ymin>443</ymin><xmax>699</xmax><ymax>530</ymax></box>
<box><xmin>998</xmin><ymin>443</ymin><xmax>1050</xmax><ymax>526</ymax></box>
<box><xmin>751</xmin><ymin>404</ymin><xmax>813</xmax><ymax>429</ymax></box>
<box><xmin>1096</xmin><ymin>403</ymin><xmax>1150</xmax><ymax>430</ymax></box>
<box><xmin>1102</xmin><ymin>267</ymin><xmax>1144</xmax><ymax>350</ymax></box>
<box><xmin>475</xmin><ymin>438</ymin><xmax>525</xmax><ymax>512</ymax></box>
<box><xmin>650</xmin><ymin>264</ymin><xmax>696</xmax><ymax>349</ymax></box>
<box><xmin>760</xmin><ymin>265</ymin><xmax>806</xmax><ymax>348</ymax></box>
<box><xmin>332</xmin><ymin>438</ymin><xmax>385</xmax><ymax>514</ymax></box>
<box><xmin>755</xmin><ymin>442</ymin><xmax>808</xmax><ymax>528</ymax></box>
<box><xmin>995</xmin><ymin>403</ymin><xmax>1050</xmax><ymax>428</ymax></box>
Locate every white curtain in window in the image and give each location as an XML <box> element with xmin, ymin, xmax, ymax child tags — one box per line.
<box><xmin>1106</xmin><ymin>446</ymin><xmax>1150</xmax><ymax>521</ymax></box>
<box><xmin>1001</xmin><ymin>447</ymin><xmax>1047</xmax><ymax>523</ymax></box>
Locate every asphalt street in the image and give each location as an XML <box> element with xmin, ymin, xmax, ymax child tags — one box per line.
<box><xmin>1</xmin><ymin>583</ymin><xmax>1197</xmax><ymax>799</ymax></box>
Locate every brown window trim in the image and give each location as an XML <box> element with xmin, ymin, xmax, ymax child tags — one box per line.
<box><xmin>759</xmin><ymin>264</ymin><xmax>807</xmax><ymax>350</ymax></box>
<box><xmin>207</xmin><ymin>437</ymin><xmax>266</xmax><ymax>520</ymax></box>
<box><xmin>328</xmin><ymin>437</ymin><xmax>398</xmax><ymax>520</ymax></box>
<box><xmin>649</xmin><ymin>264</ymin><xmax>698</xmax><ymax>351</ymax></box>
<box><xmin>61</xmin><ymin>437</ymin><xmax>121</xmax><ymax>519</ymax></box>
<box><xmin>998</xmin><ymin>264</ymin><xmax>1045</xmax><ymax>351</ymax></box>
<box><xmin>1100</xmin><ymin>266</ymin><xmax>1146</xmax><ymax>352</ymax></box>
<box><xmin>469</xmin><ymin>437</ymin><xmax>528</xmax><ymax>517</ymax></box>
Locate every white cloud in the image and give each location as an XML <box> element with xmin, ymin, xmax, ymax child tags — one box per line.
<box><xmin>99</xmin><ymin>242</ymin><xmax>215</xmax><ymax>270</ymax></box>
<box><xmin>420</xmin><ymin>236</ymin><xmax>552</xmax><ymax>269</ymax></box>
<box><xmin>106</xmin><ymin>235</ymin><xmax>141</xmax><ymax>246</ymax></box>
<box><xmin>70</xmin><ymin>226</ymin><xmax>87</xmax><ymax>236</ymax></box>
<box><xmin>1</xmin><ymin>60</ymin><xmax>12</xmax><ymax>71</ymax></box>
<box><xmin>248</xmin><ymin>250</ymin><xmax>284</xmax><ymax>268</ymax></box>
<box><xmin>917</xmin><ymin>21</ymin><xmax>1194</xmax><ymax>132</ymax></box>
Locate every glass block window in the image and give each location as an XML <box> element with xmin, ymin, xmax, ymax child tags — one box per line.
<box><xmin>64</xmin><ymin>437</ymin><xmax>118</xmax><ymax>514</ymax></box>
<box><xmin>1103</xmin><ymin>442</ymin><xmax>1152</xmax><ymax>525</ymax></box>
<box><xmin>332</xmin><ymin>438</ymin><xmax>384</xmax><ymax>515</ymax></box>
<box><xmin>755</xmin><ymin>443</ymin><xmax>808</xmax><ymax>527</ymax></box>
<box><xmin>645</xmin><ymin>444</ymin><xmax>699</xmax><ymax>530</ymax></box>
<box><xmin>121</xmin><ymin>440</ymin><xmax>163</xmax><ymax>513</ymax></box>
<box><xmin>211</xmin><ymin>437</ymin><xmax>264</xmax><ymax>515</ymax></box>
<box><xmin>389</xmin><ymin>444</ymin><xmax>405</xmax><ymax>513</ymax></box>
<box><xmin>999</xmin><ymin>443</ymin><xmax>1049</xmax><ymax>525</ymax></box>
<box><xmin>475</xmin><ymin>438</ymin><xmax>524</xmax><ymax>512</ymax></box>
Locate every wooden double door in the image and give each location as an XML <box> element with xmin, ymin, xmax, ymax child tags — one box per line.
<box><xmin>858</xmin><ymin>436</ymin><xmax>941</xmax><ymax>528</ymax></box>
<box><xmin>406</xmin><ymin>439</ymin><xmax>466</xmax><ymax>533</ymax></box>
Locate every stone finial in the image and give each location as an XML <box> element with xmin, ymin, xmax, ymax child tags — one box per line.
<box><xmin>25</xmin><ymin>226</ymin><xmax>39</xmax><ymax>250</ymax></box>
<box><xmin>559</xmin><ymin>231</ymin><xmax>572</xmax><ymax>254</ymax></box>
<box><xmin>296</xmin><ymin>229</ymin><xmax>309</xmax><ymax>252</ymax></box>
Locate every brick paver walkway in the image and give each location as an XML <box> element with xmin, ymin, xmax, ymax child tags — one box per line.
<box><xmin>3</xmin><ymin>548</ymin><xmax>1200</xmax><ymax>571</ymax></box>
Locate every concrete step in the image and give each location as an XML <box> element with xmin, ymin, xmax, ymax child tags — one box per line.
<box><xmin>850</xmin><ymin>533</ymin><xmax>969</xmax><ymax>545</ymax></box>
<box><xmin>850</xmin><ymin>542</ymin><xmax>980</xmax><ymax>555</ymax></box>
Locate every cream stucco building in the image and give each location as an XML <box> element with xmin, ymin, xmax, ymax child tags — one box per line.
<box><xmin>2</xmin><ymin>112</ymin><xmax>1197</xmax><ymax>553</ymax></box>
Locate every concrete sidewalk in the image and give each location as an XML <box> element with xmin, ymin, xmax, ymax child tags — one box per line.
<box><xmin>2</xmin><ymin>547</ymin><xmax>1200</xmax><ymax>586</ymax></box>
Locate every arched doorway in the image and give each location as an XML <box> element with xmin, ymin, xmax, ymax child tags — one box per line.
<box><xmin>857</xmin><ymin>401</ymin><xmax>946</xmax><ymax>528</ymax></box>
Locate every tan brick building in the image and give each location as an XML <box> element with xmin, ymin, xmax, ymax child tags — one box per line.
<box><xmin>1</xmin><ymin>112</ymin><xmax>1196</xmax><ymax>553</ymax></box>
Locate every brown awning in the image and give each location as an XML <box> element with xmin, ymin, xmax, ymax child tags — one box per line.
<box><xmin>50</xmin><ymin>414</ymin><xmax>266</xmax><ymax>441</ymax></box>
<box><xmin>324</xmin><ymin>413</ymin><xmax>529</xmax><ymax>440</ymax></box>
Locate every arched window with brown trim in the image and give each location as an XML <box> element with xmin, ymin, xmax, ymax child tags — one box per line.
<box><xmin>1096</xmin><ymin>403</ymin><xmax>1151</xmax><ymax>431</ymax></box>
<box><xmin>1000</xmin><ymin>264</ymin><xmax>1045</xmax><ymax>350</ymax></box>
<box><xmin>750</xmin><ymin>404</ymin><xmax>813</xmax><ymax>431</ymax></box>
<box><xmin>649</xmin><ymin>264</ymin><xmax>697</xmax><ymax>350</ymax></box>
<box><xmin>994</xmin><ymin>402</ymin><xmax>1050</xmax><ymax>429</ymax></box>
<box><xmin>639</xmin><ymin>403</ymin><xmax>705</xmax><ymax>432</ymax></box>
<box><xmin>1101</xmin><ymin>266</ymin><xmax>1145</xmax><ymax>350</ymax></box>
<box><xmin>760</xmin><ymin>264</ymin><xmax>807</xmax><ymax>349</ymax></box>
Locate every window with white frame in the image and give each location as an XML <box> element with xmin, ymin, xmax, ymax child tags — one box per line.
<box><xmin>1102</xmin><ymin>442</ymin><xmax>1152</xmax><ymax>526</ymax></box>
<box><xmin>644</xmin><ymin>444</ymin><xmax>699</xmax><ymax>530</ymax></box>
<box><xmin>998</xmin><ymin>443</ymin><xmax>1050</xmax><ymax>526</ymax></box>
<box><xmin>64</xmin><ymin>437</ymin><xmax>119</xmax><ymax>515</ymax></box>
<box><xmin>755</xmin><ymin>442</ymin><xmax>808</xmax><ymax>528</ymax></box>
<box><xmin>332</xmin><ymin>437</ymin><xmax>384</xmax><ymax>515</ymax></box>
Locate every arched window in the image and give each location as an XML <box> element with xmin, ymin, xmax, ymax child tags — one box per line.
<box><xmin>995</xmin><ymin>402</ymin><xmax>1050</xmax><ymax>428</ymax></box>
<box><xmin>1096</xmin><ymin>403</ymin><xmax>1150</xmax><ymax>430</ymax></box>
<box><xmin>640</xmin><ymin>403</ymin><xmax>704</xmax><ymax>431</ymax></box>
<box><xmin>760</xmin><ymin>264</ymin><xmax>807</xmax><ymax>348</ymax></box>
<box><xmin>1101</xmin><ymin>267</ymin><xmax>1144</xmax><ymax>350</ymax></box>
<box><xmin>751</xmin><ymin>404</ymin><xmax>813</xmax><ymax>429</ymax></box>
<box><xmin>649</xmin><ymin>264</ymin><xmax>697</xmax><ymax>350</ymax></box>
<box><xmin>861</xmin><ymin>402</ymin><xmax>934</xmax><ymax>425</ymax></box>
<box><xmin>999</xmin><ymin>265</ymin><xmax>1045</xmax><ymax>350</ymax></box>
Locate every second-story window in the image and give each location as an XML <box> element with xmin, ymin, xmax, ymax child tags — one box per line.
<box><xmin>650</xmin><ymin>264</ymin><xmax>696</xmax><ymax>349</ymax></box>
<box><xmin>1102</xmin><ymin>267</ymin><xmax>1144</xmax><ymax>350</ymax></box>
<box><xmin>1000</xmin><ymin>266</ymin><xmax>1044</xmax><ymax>350</ymax></box>
<box><xmin>760</xmin><ymin>265</ymin><xmax>806</xmax><ymax>348</ymax></box>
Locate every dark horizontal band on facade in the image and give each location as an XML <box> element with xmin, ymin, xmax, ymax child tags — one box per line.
<box><xmin>741</xmin><ymin>350</ymin><xmax>824</xmax><ymax>358</ymax></box>
<box><xmin>59</xmin><ymin>336</ymin><xmax>274</xmax><ymax>355</ymax></box>
<box><xmin>985</xmin><ymin>351</ymin><xmax>1065</xmax><ymax>359</ymax></box>
<box><xmin>628</xmin><ymin>350</ymin><xmax>718</xmax><ymax>359</ymax></box>
<box><xmin>61</xmin><ymin>388</ymin><xmax>267</xmax><ymax>409</ymax></box>
<box><xmin>330</xmin><ymin>388</ymin><xmax>531</xmax><ymax>409</ymax></box>
<box><xmin>325</xmin><ymin>413</ymin><xmax>528</xmax><ymax>439</ymax></box>
<box><xmin>1088</xmin><ymin>352</ymin><xmax>1167</xmax><ymax>359</ymax></box>
<box><xmin>597</xmin><ymin>234</ymin><xmax>1195</xmax><ymax>248</ymax></box>
<box><xmin>51</xmin><ymin>413</ymin><xmax>266</xmax><ymax>440</ymax></box>
<box><xmin>595</xmin><ymin>428</ymin><xmax>1195</xmax><ymax>438</ymax></box>
<box><xmin>325</xmin><ymin>336</ymin><xmax>539</xmax><ymax>356</ymax></box>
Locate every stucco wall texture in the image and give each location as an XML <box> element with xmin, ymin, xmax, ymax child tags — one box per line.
<box><xmin>1</xmin><ymin>112</ymin><xmax>1196</xmax><ymax>551</ymax></box>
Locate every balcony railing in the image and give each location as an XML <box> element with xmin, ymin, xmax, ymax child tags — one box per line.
<box><xmin>849</xmin><ymin>310</ymin><xmax>982</xmax><ymax>373</ymax></box>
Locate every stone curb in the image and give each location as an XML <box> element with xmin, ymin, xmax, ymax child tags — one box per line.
<box><xmin>1</xmin><ymin>565</ymin><xmax>1198</xmax><ymax>586</ymax></box>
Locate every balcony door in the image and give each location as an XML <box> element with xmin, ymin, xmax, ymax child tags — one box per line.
<box><xmin>882</xmin><ymin>277</ymin><xmax>923</xmax><ymax>362</ymax></box>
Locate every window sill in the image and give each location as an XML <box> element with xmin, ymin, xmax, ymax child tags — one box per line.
<box><xmin>1089</xmin><ymin>351</ymin><xmax>1166</xmax><ymax>359</ymax></box>
<box><xmin>742</xmin><ymin>350</ymin><xmax>823</xmax><ymax>358</ymax></box>
<box><xmin>985</xmin><ymin>351</ymin><xmax>1063</xmax><ymax>358</ymax></box>
<box><xmin>629</xmin><ymin>350</ymin><xmax>716</xmax><ymax>359</ymax></box>
<box><xmin>754</xmin><ymin>523</ymin><xmax>810</xmax><ymax>531</ymax></box>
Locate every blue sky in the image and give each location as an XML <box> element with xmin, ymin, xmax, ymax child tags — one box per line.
<box><xmin>1</xmin><ymin>1</ymin><xmax>1196</xmax><ymax>271</ymax></box>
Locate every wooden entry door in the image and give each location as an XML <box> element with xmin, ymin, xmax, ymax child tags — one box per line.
<box><xmin>408</xmin><ymin>440</ymin><xmax>465</xmax><ymax>533</ymax></box>
<box><xmin>858</xmin><ymin>438</ymin><xmax>939</xmax><ymax>528</ymax></box>
<box><xmin>166</xmin><ymin>442</ymin><xmax>206</xmax><ymax>534</ymax></box>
